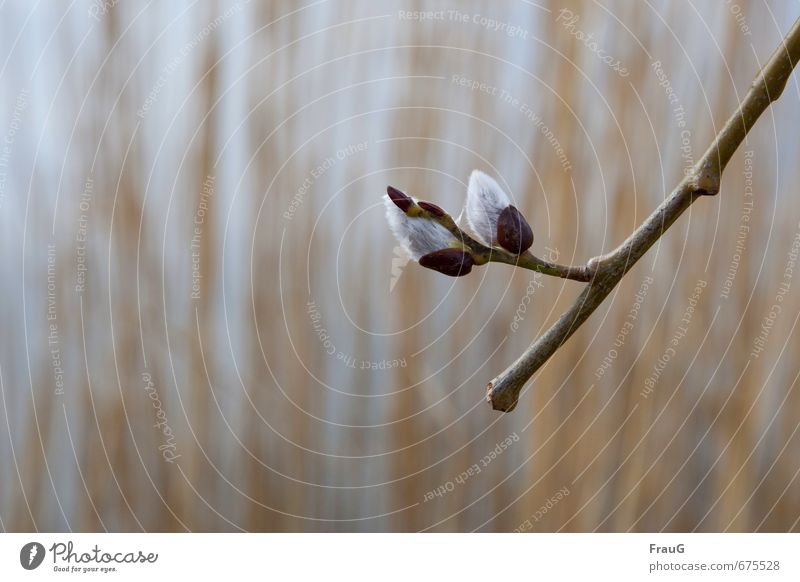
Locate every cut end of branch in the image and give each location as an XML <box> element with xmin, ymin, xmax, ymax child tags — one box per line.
<box><xmin>486</xmin><ymin>381</ymin><xmax>520</xmax><ymax>413</ymax></box>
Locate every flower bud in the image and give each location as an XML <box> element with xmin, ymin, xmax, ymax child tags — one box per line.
<box><xmin>419</xmin><ymin>248</ymin><xmax>474</xmax><ymax>277</ymax></box>
<box><xmin>464</xmin><ymin>170</ymin><xmax>511</xmax><ymax>247</ymax></box>
<box><xmin>387</xmin><ymin>185</ymin><xmax>413</xmax><ymax>213</ymax></box>
<box><xmin>418</xmin><ymin>201</ymin><xmax>446</xmax><ymax>217</ymax></box>
<box><xmin>496</xmin><ymin>205</ymin><xmax>533</xmax><ymax>254</ymax></box>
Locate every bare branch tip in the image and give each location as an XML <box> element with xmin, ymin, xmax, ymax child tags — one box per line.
<box><xmin>486</xmin><ymin>381</ymin><xmax>519</xmax><ymax>413</ymax></box>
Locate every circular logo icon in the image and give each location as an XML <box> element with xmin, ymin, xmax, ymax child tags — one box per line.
<box><xmin>20</xmin><ymin>542</ymin><xmax>45</xmax><ymax>570</ymax></box>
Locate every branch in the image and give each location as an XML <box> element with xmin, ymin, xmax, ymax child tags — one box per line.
<box><xmin>415</xmin><ymin>200</ymin><xmax>592</xmax><ymax>281</ymax></box>
<box><xmin>487</xmin><ymin>17</ymin><xmax>800</xmax><ymax>412</ymax></box>
<box><xmin>491</xmin><ymin>251</ymin><xmax>591</xmax><ymax>282</ymax></box>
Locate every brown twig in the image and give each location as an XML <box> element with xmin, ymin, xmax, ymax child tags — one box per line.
<box><xmin>487</xmin><ymin>17</ymin><xmax>800</xmax><ymax>412</ymax></box>
<box><xmin>421</xmin><ymin>204</ymin><xmax>592</xmax><ymax>281</ymax></box>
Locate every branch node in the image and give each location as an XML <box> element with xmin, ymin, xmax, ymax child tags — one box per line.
<box><xmin>691</xmin><ymin>165</ymin><xmax>721</xmax><ymax>196</ymax></box>
<box><xmin>586</xmin><ymin>254</ymin><xmax>615</xmax><ymax>276</ymax></box>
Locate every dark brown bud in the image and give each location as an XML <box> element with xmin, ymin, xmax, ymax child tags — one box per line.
<box><xmin>418</xmin><ymin>201</ymin><xmax>446</xmax><ymax>217</ymax></box>
<box><xmin>496</xmin><ymin>205</ymin><xmax>533</xmax><ymax>254</ymax></box>
<box><xmin>419</xmin><ymin>248</ymin><xmax>474</xmax><ymax>277</ymax></box>
<box><xmin>387</xmin><ymin>186</ymin><xmax>413</xmax><ymax>213</ymax></box>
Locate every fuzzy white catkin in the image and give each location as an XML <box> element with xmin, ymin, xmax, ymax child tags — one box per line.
<box><xmin>463</xmin><ymin>170</ymin><xmax>511</xmax><ymax>247</ymax></box>
<box><xmin>384</xmin><ymin>195</ymin><xmax>455</xmax><ymax>260</ymax></box>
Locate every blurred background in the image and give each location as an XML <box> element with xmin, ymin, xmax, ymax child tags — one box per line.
<box><xmin>1</xmin><ymin>0</ymin><xmax>799</xmax><ymax>532</ymax></box>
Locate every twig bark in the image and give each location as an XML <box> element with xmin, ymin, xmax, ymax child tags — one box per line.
<box><xmin>421</xmin><ymin>204</ymin><xmax>593</xmax><ymax>281</ymax></box>
<box><xmin>487</xmin><ymin>17</ymin><xmax>800</xmax><ymax>412</ymax></box>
